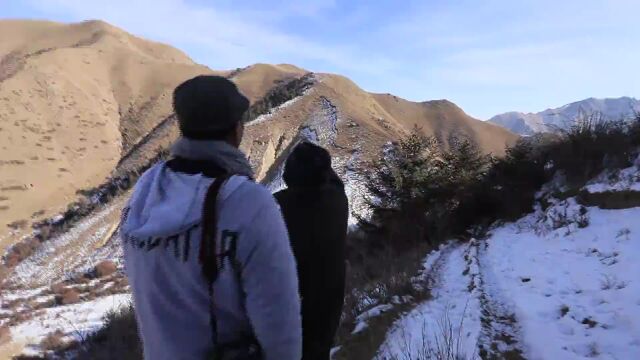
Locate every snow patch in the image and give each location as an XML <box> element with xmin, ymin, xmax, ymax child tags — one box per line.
<box><xmin>584</xmin><ymin>155</ymin><xmax>640</xmax><ymax>193</ymax></box>
<box><xmin>481</xmin><ymin>202</ymin><xmax>640</xmax><ymax>359</ymax></box>
<box><xmin>299</xmin><ymin>96</ymin><xmax>339</xmax><ymax>146</ymax></box>
<box><xmin>11</xmin><ymin>294</ymin><xmax>131</xmax><ymax>355</ymax></box>
<box><xmin>11</xmin><ymin>203</ymin><xmax>120</xmax><ymax>286</ymax></box>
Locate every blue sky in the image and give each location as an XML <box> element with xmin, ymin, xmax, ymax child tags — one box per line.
<box><xmin>2</xmin><ymin>0</ymin><xmax>639</xmax><ymax>119</ymax></box>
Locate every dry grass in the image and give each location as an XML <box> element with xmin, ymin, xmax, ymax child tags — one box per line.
<box><xmin>75</xmin><ymin>305</ymin><xmax>142</xmax><ymax>360</ymax></box>
<box><xmin>30</xmin><ymin>210</ymin><xmax>45</xmax><ymax>218</ymax></box>
<box><xmin>7</xmin><ymin>219</ymin><xmax>28</xmax><ymax>230</ymax></box>
<box><xmin>381</xmin><ymin>305</ymin><xmax>475</xmax><ymax>360</ymax></box>
<box><xmin>0</xmin><ymin>185</ymin><xmax>27</xmax><ymax>192</ymax></box>
<box><xmin>334</xmin><ymin>301</ymin><xmax>416</xmax><ymax>360</ymax></box>
<box><xmin>39</xmin><ymin>330</ymin><xmax>67</xmax><ymax>352</ymax></box>
<box><xmin>94</xmin><ymin>260</ymin><xmax>117</xmax><ymax>278</ymax></box>
<box><xmin>334</xmin><ymin>234</ymin><xmax>432</xmax><ymax>359</ymax></box>
<box><xmin>54</xmin><ymin>288</ymin><xmax>81</xmax><ymax>305</ymax></box>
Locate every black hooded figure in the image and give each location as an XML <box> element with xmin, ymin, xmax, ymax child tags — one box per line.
<box><xmin>274</xmin><ymin>142</ymin><xmax>348</xmax><ymax>360</ymax></box>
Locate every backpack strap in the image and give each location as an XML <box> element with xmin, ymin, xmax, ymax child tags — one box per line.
<box><xmin>201</xmin><ymin>174</ymin><xmax>232</xmax><ymax>350</ymax></box>
<box><xmin>201</xmin><ymin>175</ymin><xmax>262</xmax><ymax>359</ymax></box>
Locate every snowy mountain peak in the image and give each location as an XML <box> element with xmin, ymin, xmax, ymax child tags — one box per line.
<box><xmin>489</xmin><ymin>97</ymin><xmax>640</xmax><ymax>135</ymax></box>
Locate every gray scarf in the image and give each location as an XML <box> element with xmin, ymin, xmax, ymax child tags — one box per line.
<box><xmin>171</xmin><ymin>137</ymin><xmax>254</xmax><ymax>178</ymax></box>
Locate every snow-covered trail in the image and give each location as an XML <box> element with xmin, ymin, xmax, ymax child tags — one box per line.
<box><xmin>377</xmin><ymin>195</ymin><xmax>640</xmax><ymax>360</ymax></box>
<box><xmin>376</xmin><ymin>242</ymin><xmax>484</xmax><ymax>360</ymax></box>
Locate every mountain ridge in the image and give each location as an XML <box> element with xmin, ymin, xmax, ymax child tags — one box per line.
<box><xmin>489</xmin><ymin>96</ymin><xmax>640</xmax><ymax>135</ymax></box>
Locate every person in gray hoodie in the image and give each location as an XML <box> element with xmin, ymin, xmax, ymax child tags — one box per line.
<box><xmin>121</xmin><ymin>75</ymin><xmax>302</xmax><ymax>360</ymax></box>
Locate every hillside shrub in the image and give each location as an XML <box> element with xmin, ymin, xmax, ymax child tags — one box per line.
<box><xmin>94</xmin><ymin>260</ymin><xmax>117</xmax><ymax>278</ymax></box>
<box><xmin>242</xmin><ymin>73</ymin><xmax>315</xmax><ymax>123</ymax></box>
<box><xmin>75</xmin><ymin>305</ymin><xmax>141</xmax><ymax>360</ymax></box>
<box><xmin>40</xmin><ymin>330</ymin><xmax>68</xmax><ymax>352</ymax></box>
<box><xmin>337</xmin><ymin>117</ymin><xmax>638</xmax><ymax>354</ymax></box>
<box><xmin>548</xmin><ymin>114</ymin><xmax>638</xmax><ymax>186</ymax></box>
<box><xmin>7</xmin><ymin>219</ymin><xmax>29</xmax><ymax>231</ymax></box>
<box><xmin>363</xmin><ymin>115</ymin><xmax>639</xmax><ymax>255</ymax></box>
<box><xmin>360</xmin><ymin>128</ymin><xmax>493</xmax><ymax>252</ymax></box>
<box><xmin>629</xmin><ymin>114</ymin><xmax>640</xmax><ymax>147</ymax></box>
<box><xmin>54</xmin><ymin>288</ymin><xmax>81</xmax><ymax>305</ymax></box>
<box><xmin>454</xmin><ymin>135</ymin><xmax>550</xmax><ymax>234</ymax></box>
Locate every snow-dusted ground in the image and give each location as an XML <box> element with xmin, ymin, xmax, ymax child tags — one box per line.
<box><xmin>10</xmin><ymin>202</ymin><xmax>122</xmax><ymax>287</ymax></box>
<box><xmin>1</xmin><ymin>195</ymin><xmax>127</xmax><ymax>357</ymax></box>
<box><xmin>334</xmin><ymin>147</ymin><xmax>369</xmax><ymax>226</ymax></box>
<box><xmin>481</xmin><ymin>203</ymin><xmax>640</xmax><ymax>359</ymax></box>
<box><xmin>352</xmin><ymin>304</ymin><xmax>395</xmax><ymax>335</ymax></box>
<box><xmin>377</xmin><ymin>179</ymin><xmax>640</xmax><ymax>359</ymax></box>
<box><xmin>12</xmin><ymin>294</ymin><xmax>131</xmax><ymax>356</ymax></box>
<box><xmin>585</xmin><ymin>157</ymin><xmax>640</xmax><ymax>193</ymax></box>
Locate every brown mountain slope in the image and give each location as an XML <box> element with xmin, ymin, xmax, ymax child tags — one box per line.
<box><xmin>370</xmin><ymin>93</ymin><xmax>517</xmax><ymax>155</ymax></box>
<box><xmin>0</xmin><ymin>19</ymin><xmax>518</xmax><ymax>252</ymax></box>
<box><xmin>231</xmin><ymin>63</ymin><xmax>308</xmax><ymax>103</ymax></box>
<box><xmin>0</xmin><ymin>19</ymin><xmax>220</xmax><ymax>246</ymax></box>
<box><xmin>241</xmin><ymin>73</ymin><xmax>518</xmax><ymax>185</ymax></box>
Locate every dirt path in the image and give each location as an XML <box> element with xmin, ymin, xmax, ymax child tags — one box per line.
<box><xmin>474</xmin><ymin>240</ymin><xmax>526</xmax><ymax>359</ymax></box>
<box><xmin>376</xmin><ymin>240</ymin><xmax>527</xmax><ymax>360</ymax></box>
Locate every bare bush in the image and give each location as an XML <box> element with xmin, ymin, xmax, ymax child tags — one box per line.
<box><xmin>7</xmin><ymin>219</ymin><xmax>28</xmax><ymax>230</ymax></box>
<box><xmin>616</xmin><ymin>228</ymin><xmax>631</xmax><ymax>239</ymax></box>
<box><xmin>383</xmin><ymin>304</ymin><xmax>474</xmax><ymax>360</ymax></box>
<box><xmin>336</xmin><ymin>233</ymin><xmax>429</xmax><ymax>347</ymax></box>
<box><xmin>40</xmin><ymin>329</ymin><xmax>67</xmax><ymax>352</ymax></box>
<box><xmin>550</xmin><ymin>115</ymin><xmax>638</xmax><ymax>186</ymax></box>
<box><xmin>94</xmin><ymin>260</ymin><xmax>117</xmax><ymax>278</ymax></box>
<box><xmin>55</xmin><ymin>288</ymin><xmax>81</xmax><ymax>305</ymax></box>
<box><xmin>600</xmin><ymin>274</ymin><xmax>627</xmax><ymax>290</ymax></box>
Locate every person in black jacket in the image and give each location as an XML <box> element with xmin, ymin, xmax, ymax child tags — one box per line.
<box><xmin>274</xmin><ymin>142</ymin><xmax>349</xmax><ymax>360</ymax></box>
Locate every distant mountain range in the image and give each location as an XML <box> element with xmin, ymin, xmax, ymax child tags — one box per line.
<box><xmin>488</xmin><ymin>97</ymin><xmax>640</xmax><ymax>135</ymax></box>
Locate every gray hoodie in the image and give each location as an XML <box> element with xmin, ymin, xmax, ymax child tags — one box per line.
<box><xmin>121</xmin><ymin>139</ymin><xmax>302</xmax><ymax>360</ymax></box>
